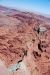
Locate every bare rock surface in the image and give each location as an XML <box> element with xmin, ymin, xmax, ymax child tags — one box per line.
<box><xmin>0</xmin><ymin>5</ymin><xmax>50</xmax><ymax>75</ymax></box>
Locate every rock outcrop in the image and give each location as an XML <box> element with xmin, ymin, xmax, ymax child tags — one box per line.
<box><xmin>0</xmin><ymin>6</ymin><xmax>50</xmax><ymax>75</ymax></box>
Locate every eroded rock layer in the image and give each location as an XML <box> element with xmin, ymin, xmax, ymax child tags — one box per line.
<box><xmin>0</xmin><ymin>6</ymin><xmax>50</xmax><ymax>75</ymax></box>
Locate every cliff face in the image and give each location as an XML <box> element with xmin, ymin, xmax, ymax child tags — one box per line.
<box><xmin>0</xmin><ymin>6</ymin><xmax>50</xmax><ymax>75</ymax></box>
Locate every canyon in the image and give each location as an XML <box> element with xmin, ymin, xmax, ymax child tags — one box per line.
<box><xmin>0</xmin><ymin>5</ymin><xmax>50</xmax><ymax>75</ymax></box>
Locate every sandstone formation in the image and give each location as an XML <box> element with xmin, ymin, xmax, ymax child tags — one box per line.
<box><xmin>0</xmin><ymin>6</ymin><xmax>50</xmax><ymax>75</ymax></box>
